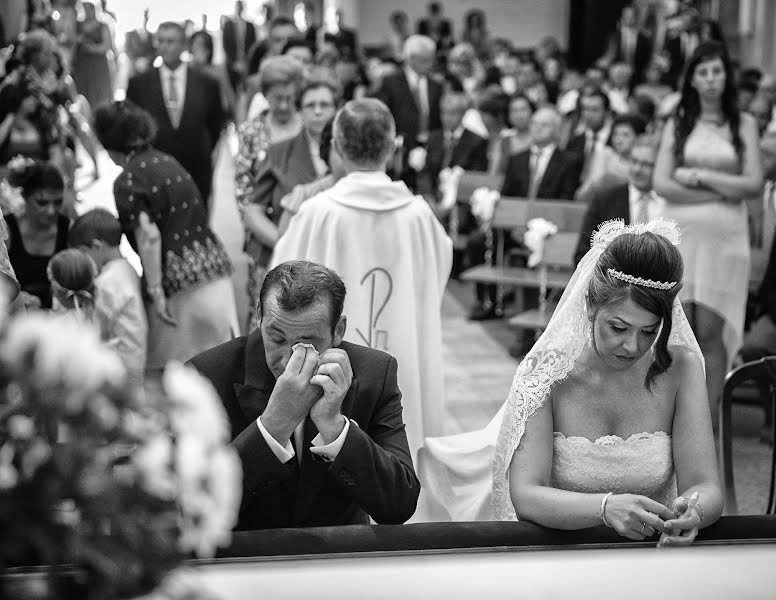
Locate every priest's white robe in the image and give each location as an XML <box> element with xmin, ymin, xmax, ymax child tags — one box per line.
<box><xmin>270</xmin><ymin>171</ymin><xmax>453</xmax><ymax>464</ymax></box>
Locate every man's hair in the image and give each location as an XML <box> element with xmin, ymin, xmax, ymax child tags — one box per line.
<box><xmin>579</xmin><ymin>85</ymin><xmax>611</xmax><ymax>111</ymax></box>
<box><xmin>270</xmin><ymin>15</ymin><xmax>297</xmax><ymax>31</ymax></box>
<box><xmin>441</xmin><ymin>92</ymin><xmax>471</xmax><ymax>113</ymax></box>
<box><xmin>157</xmin><ymin>21</ymin><xmax>186</xmax><ymax>40</ymax></box>
<box><xmin>477</xmin><ymin>88</ymin><xmax>510</xmax><ymax>121</ymax></box>
<box><xmin>282</xmin><ymin>38</ymin><xmax>314</xmax><ymax>56</ymax></box>
<box><xmin>68</xmin><ymin>209</ymin><xmax>122</xmax><ymax>248</ymax></box>
<box><xmin>333</xmin><ymin>98</ymin><xmax>395</xmax><ymax>168</ymax></box>
<box><xmin>403</xmin><ymin>35</ymin><xmax>436</xmax><ymax>59</ymax></box>
<box><xmin>259</xmin><ymin>261</ymin><xmax>347</xmax><ymax>332</ymax></box>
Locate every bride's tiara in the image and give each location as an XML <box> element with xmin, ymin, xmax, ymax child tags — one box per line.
<box><xmin>608</xmin><ymin>268</ymin><xmax>678</xmax><ymax>290</ymax></box>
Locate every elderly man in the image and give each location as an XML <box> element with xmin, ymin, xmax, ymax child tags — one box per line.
<box><xmin>188</xmin><ymin>260</ymin><xmax>420</xmax><ymax>529</ymax></box>
<box><xmin>270</xmin><ymin>98</ymin><xmax>452</xmax><ymax>467</ymax></box>
<box><xmin>468</xmin><ymin>107</ymin><xmax>579</xmax><ymax>321</ymax></box>
<box><xmin>501</xmin><ymin>106</ymin><xmax>580</xmax><ymax>200</ymax></box>
<box><xmin>375</xmin><ymin>34</ymin><xmax>443</xmax><ymax>189</ymax></box>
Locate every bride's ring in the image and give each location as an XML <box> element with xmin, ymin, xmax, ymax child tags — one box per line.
<box><xmin>640</xmin><ymin>522</ymin><xmax>647</xmax><ymax>534</ymax></box>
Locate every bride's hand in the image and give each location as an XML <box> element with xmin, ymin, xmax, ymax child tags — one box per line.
<box><xmin>657</xmin><ymin>494</ymin><xmax>702</xmax><ymax>548</ymax></box>
<box><xmin>604</xmin><ymin>494</ymin><xmax>675</xmax><ymax>541</ymax></box>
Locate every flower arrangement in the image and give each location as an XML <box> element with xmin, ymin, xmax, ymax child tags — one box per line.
<box><xmin>0</xmin><ymin>310</ymin><xmax>241</xmax><ymax>599</ymax></box>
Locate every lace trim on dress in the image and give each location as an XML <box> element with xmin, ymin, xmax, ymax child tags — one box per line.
<box><xmin>553</xmin><ymin>431</ymin><xmax>670</xmax><ymax>446</ymax></box>
<box><xmin>163</xmin><ymin>237</ymin><xmax>233</xmax><ymax>296</ymax></box>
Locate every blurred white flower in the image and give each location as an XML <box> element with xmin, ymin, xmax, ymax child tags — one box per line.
<box><xmin>7</xmin><ymin>414</ymin><xmax>35</xmax><ymax>440</ymax></box>
<box><xmin>470</xmin><ymin>187</ymin><xmax>500</xmax><ymax>224</ymax></box>
<box><xmin>133</xmin><ymin>434</ymin><xmax>176</xmax><ymax>500</ymax></box>
<box><xmin>524</xmin><ymin>218</ymin><xmax>558</xmax><ymax>268</ymax></box>
<box><xmin>0</xmin><ymin>443</ymin><xmax>18</xmax><ymax>490</ymax></box>
<box><xmin>438</xmin><ymin>166</ymin><xmax>463</xmax><ymax>211</ymax></box>
<box><xmin>407</xmin><ymin>147</ymin><xmax>427</xmax><ymax>172</ymax></box>
<box><xmin>177</xmin><ymin>442</ymin><xmax>241</xmax><ymax>558</ymax></box>
<box><xmin>162</xmin><ymin>362</ymin><xmax>229</xmax><ymax>445</ymax></box>
<box><xmin>0</xmin><ymin>313</ymin><xmax>125</xmax><ymax>397</ymax></box>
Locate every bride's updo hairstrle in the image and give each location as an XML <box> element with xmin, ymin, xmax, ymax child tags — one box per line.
<box><xmin>588</xmin><ymin>227</ymin><xmax>684</xmax><ymax>389</ymax></box>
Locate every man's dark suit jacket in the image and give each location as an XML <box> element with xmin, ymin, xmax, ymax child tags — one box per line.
<box><xmin>425</xmin><ymin>128</ymin><xmax>490</xmax><ymax>179</ymax></box>
<box><xmin>606</xmin><ymin>28</ymin><xmax>652</xmax><ymax>84</ymax></box>
<box><xmin>755</xmin><ymin>231</ymin><xmax>776</xmax><ymax>324</ymax></box>
<box><xmin>222</xmin><ymin>17</ymin><xmax>257</xmax><ymax>66</ymax></box>
<box><xmin>374</xmin><ymin>70</ymin><xmax>443</xmax><ymax>149</ymax></box>
<box><xmin>501</xmin><ymin>147</ymin><xmax>580</xmax><ymax>201</ymax></box>
<box><xmin>417</xmin><ymin>18</ymin><xmax>454</xmax><ymax>50</ymax></box>
<box><xmin>663</xmin><ymin>33</ymin><xmax>699</xmax><ymax>89</ymax></box>
<box><xmin>574</xmin><ymin>183</ymin><xmax>630</xmax><ymax>263</ymax></box>
<box><xmin>126</xmin><ymin>66</ymin><xmax>225</xmax><ymax>205</ymax></box>
<box><xmin>187</xmin><ymin>333</ymin><xmax>420</xmax><ymax>530</ymax></box>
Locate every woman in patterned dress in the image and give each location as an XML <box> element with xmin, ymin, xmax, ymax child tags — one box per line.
<box><xmin>95</xmin><ymin>100</ymin><xmax>238</xmax><ymax>377</ymax></box>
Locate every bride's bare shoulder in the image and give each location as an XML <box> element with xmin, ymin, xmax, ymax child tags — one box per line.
<box><xmin>666</xmin><ymin>345</ymin><xmax>704</xmax><ymax>380</ymax></box>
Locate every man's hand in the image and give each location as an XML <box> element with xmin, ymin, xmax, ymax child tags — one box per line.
<box><xmin>261</xmin><ymin>345</ymin><xmax>322</xmax><ymax>444</ymax></box>
<box><xmin>310</xmin><ymin>348</ymin><xmax>353</xmax><ymax>443</ymax></box>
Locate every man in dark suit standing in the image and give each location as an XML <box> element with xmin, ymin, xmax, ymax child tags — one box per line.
<box><xmin>374</xmin><ymin>34</ymin><xmax>443</xmax><ymax>190</ymax></box>
<box><xmin>663</xmin><ymin>9</ymin><xmax>701</xmax><ymax>88</ymax></box>
<box><xmin>188</xmin><ymin>261</ymin><xmax>419</xmax><ymax>530</ymax></box>
<box><xmin>126</xmin><ymin>21</ymin><xmax>225</xmax><ymax>211</ymax></box>
<box><xmin>564</xmin><ymin>86</ymin><xmax>612</xmax><ymax>185</ymax></box>
<box><xmin>416</xmin><ymin>2</ymin><xmax>453</xmax><ymax>55</ymax></box>
<box><xmin>221</xmin><ymin>0</ymin><xmax>256</xmax><ymax>93</ymax></box>
<box><xmin>601</xmin><ymin>4</ymin><xmax>652</xmax><ymax>85</ymax></box>
<box><xmin>574</xmin><ymin>137</ymin><xmax>664</xmax><ymax>262</ymax></box>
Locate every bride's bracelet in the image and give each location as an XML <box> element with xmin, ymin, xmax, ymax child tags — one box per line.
<box><xmin>680</xmin><ymin>496</ymin><xmax>705</xmax><ymax>524</ymax></box>
<box><xmin>599</xmin><ymin>492</ymin><xmax>613</xmax><ymax>527</ymax></box>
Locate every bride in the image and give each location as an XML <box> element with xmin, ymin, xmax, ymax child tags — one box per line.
<box><xmin>419</xmin><ymin>219</ymin><xmax>722</xmax><ymax>545</ymax></box>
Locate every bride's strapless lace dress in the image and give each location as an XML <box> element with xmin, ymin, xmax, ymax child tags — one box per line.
<box><xmin>551</xmin><ymin>431</ymin><xmax>677</xmax><ymax>506</ymax></box>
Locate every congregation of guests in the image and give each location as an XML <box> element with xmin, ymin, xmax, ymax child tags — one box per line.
<box><xmin>1</xmin><ymin>0</ymin><xmax>776</xmax><ymax>543</ymax></box>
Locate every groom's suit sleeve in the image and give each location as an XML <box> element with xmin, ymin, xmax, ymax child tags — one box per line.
<box><xmin>330</xmin><ymin>351</ymin><xmax>420</xmax><ymax>524</ymax></box>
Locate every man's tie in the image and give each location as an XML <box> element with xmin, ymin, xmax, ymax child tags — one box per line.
<box><xmin>528</xmin><ymin>147</ymin><xmax>542</xmax><ymax>199</ymax></box>
<box><xmin>635</xmin><ymin>192</ymin><xmax>651</xmax><ymax>224</ymax></box>
<box><xmin>443</xmin><ymin>131</ymin><xmax>455</xmax><ymax>168</ymax></box>
<box><xmin>167</xmin><ymin>72</ymin><xmax>181</xmax><ymax>128</ymax></box>
<box><xmin>412</xmin><ymin>78</ymin><xmax>429</xmax><ymax>141</ymax></box>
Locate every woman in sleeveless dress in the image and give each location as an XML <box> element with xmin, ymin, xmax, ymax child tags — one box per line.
<box><xmin>3</xmin><ymin>159</ymin><xmax>70</xmax><ymax>310</ymax></box>
<box><xmin>419</xmin><ymin>221</ymin><xmax>721</xmax><ymax>546</ymax></box>
<box><xmin>654</xmin><ymin>42</ymin><xmax>763</xmax><ymax>420</ymax></box>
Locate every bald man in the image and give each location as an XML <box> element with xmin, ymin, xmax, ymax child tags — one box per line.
<box><xmin>501</xmin><ymin>107</ymin><xmax>580</xmax><ymax>200</ymax></box>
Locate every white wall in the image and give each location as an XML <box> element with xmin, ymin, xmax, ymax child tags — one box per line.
<box><xmin>353</xmin><ymin>0</ymin><xmax>570</xmax><ymax>49</ymax></box>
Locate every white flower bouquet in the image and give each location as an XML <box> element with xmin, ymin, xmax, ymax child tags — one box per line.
<box><xmin>0</xmin><ymin>311</ymin><xmax>241</xmax><ymax>599</ymax></box>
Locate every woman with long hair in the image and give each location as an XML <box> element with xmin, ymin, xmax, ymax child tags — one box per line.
<box><xmin>654</xmin><ymin>41</ymin><xmax>763</xmax><ymax>421</ymax></box>
<box><xmin>4</xmin><ymin>159</ymin><xmax>69</xmax><ymax>310</ymax></box>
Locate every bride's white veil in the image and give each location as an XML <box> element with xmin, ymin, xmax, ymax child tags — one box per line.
<box><xmin>491</xmin><ymin>219</ymin><xmax>703</xmax><ymax>521</ymax></box>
